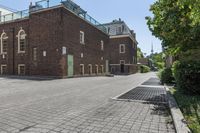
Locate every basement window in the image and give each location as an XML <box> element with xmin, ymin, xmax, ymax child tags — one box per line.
<box><xmin>18</xmin><ymin>64</ymin><xmax>25</xmax><ymax>75</ymax></box>
<box><xmin>1</xmin><ymin>65</ymin><xmax>7</xmax><ymax>75</ymax></box>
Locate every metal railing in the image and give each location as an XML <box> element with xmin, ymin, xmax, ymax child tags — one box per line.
<box><xmin>0</xmin><ymin>9</ymin><xmax>29</xmax><ymax>23</ymax></box>
<box><xmin>0</xmin><ymin>0</ymin><xmax>107</xmax><ymax>34</ymax></box>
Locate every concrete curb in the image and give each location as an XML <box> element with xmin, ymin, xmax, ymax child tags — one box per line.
<box><xmin>165</xmin><ymin>86</ymin><xmax>191</xmax><ymax>133</ymax></box>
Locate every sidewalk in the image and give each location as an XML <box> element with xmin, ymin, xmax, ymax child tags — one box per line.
<box><xmin>19</xmin><ymin>78</ymin><xmax>175</xmax><ymax>133</ymax></box>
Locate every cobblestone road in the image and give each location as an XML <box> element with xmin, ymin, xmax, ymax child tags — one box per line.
<box><xmin>0</xmin><ymin>73</ymin><xmax>175</xmax><ymax>133</ymax></box>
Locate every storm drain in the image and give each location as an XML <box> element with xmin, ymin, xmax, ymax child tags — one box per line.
<box><xmin>142</xmin><ymin>78</ymin><xmax>161</xmax><ymax>86</ymax></box>
<box><xmin>118</xmin><ymin>87</ymin><xmax>167</xmax><ymax>103</ymax></box>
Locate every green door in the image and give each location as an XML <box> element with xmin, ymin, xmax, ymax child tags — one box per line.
<box><xmin>67</xmin><ymin>55</ymin><xmax>74</xmax><ymax>77</ymax></box>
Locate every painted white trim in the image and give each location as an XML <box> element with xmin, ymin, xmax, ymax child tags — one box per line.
<box><xmin>0</xmin><ymin>31</ymin><xmax>8</xmax><ymax>55</ymax></box>
<box><xmin>101</xmin><ymin>65</ymin><xmax>104</xmax><ymax>73</ymax></box>
<box><xmin>80</xmin><ymin>64</ymin><xmax>84</xmax><ymax>75</ymax></box>
<box><xmin>95</xmin><ymin>64</ymin><xmax>98</xmax><ymax>74</ymax></box>
<box><xmin>101</xmin><ymin>40</ymin><xmax>104</xmax><ymax>51</ymax></box>
<box><xmin>119</xmin><ymin>44</ymin><xmax>125</xmax><ymax>53</ymax></box>
<box><xmin>18</xmin><ymin>64</ymin><xmax>25</xmax><ymax>75</ymax></box>
<box><xmin>80</xmin><ymin>31</ymin><xmax>85</xmax><ymax>44</ymax></box>
<box><xmin>17</xmin><ymin>28</ymin><xmax>26</xmax><ymax>54</ymax></box>
<box><xmin>88</xmin><ymin>64</ymin><xmax>92</xmax><ymax>74</ymax></box>
<box><xmin>110</xmin><ymin>34</ymin><xmax>138</xmax><ymax>44</ymax></box>
<box><xmin>1</xmin><ymin>64</ymin><xmax>7</xmax><ymax>75</ymax></box>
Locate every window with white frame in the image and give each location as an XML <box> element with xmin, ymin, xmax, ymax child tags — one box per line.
<box><xmin>0</xmin><ymin>32</ymin><xmax>8</xmax><ymax>54</ymax></box>
<box><xmin>62</xmin><ymin>46</ymin><xmax>67</xmax><ymax>55</ymax></box>
<box><xmin>17</xmin><ymin>29</ymin><xmax>26</xmax><ymax>53</ymax></box>
<box><xmin>18</xmin><ymin>64</ymin><xmax>25</xmax><ymax>75</ymax></box>
<box><xmin>100</xmin><ymin>65</ymin><xmax>104</xmax><ymax>73</ymax></box>
<box><xmin>101</xmin><ymin>40</ymin><xmax>104</xmax><ymax>51</ymax></box>
<box><xmin>43</xmin><ymin>51</ymin><xmax>46</xmax><ymax>57</ymax></box>
<box><xmin>116</xmin><ymin>26</ymin><xmax>122</xmax><ymax>34</ymax></box>
<box><xmin>88</xmin><ymin>64</ymin><xmax>92</xmax><ymax>74</ymax></box>
<box><xmin>80</xmin><ymin>64</ymin><xmax>84</xmax><ymax>75</ymax></box>
<box><xmin>80</xmin><ymin>31</ymin><xmax>85</xmax><ymax>44</ymax></box>
<box><xmin>1</xmin><ymin>65</ymin><xmax>7</xmax><ymax>75</ymax></box>
<box><xmin>119</xmin><ymin>44</ymin><xmax>125</xmax><ymax>53</ymax></box>
<box><xmin>95</xmin><ymin>65</ymin><xmax>98</xmax><ymax>74</ymax></box>
<box><xmin>33</xmin><ymin>48</ymin><xmax>37</xmax><ymax>61</ymax></box>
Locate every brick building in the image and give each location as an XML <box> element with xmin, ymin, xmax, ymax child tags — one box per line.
<box><xmin>0</xmin><ymin>0</ymin><xmax>137</xmax><ymax>78</ymax></box>
<box><xmin>103</xmin><ymin>19</ymin><xmax>138</xmax><ymax>74</ymax></box>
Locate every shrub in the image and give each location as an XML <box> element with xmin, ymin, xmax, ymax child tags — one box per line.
<box><xmin>140</xmin><ymin>65</ymin><xmax>150</xmax><ymax>73</ymax></box>
<box><xmin>173</xmin><ymin>60</ymin><xmax>200</xmax><ymax>94</ymax></box>
<box><xmin>160</xmin><ymin>68</ymin><xmax>174</xmax><ymax>84</ymax></box>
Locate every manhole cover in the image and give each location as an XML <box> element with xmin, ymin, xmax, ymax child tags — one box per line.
<box><xmin>118</xmin><ymin>87</ymin><xmax>167</xmax><ymax>103</ymax></box>
<box><xmin>142</xmin><ymin>78</ymin><xmax>161</xmax><ymax>86</ymax></box>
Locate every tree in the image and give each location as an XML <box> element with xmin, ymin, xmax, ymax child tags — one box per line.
<box><xmin>151</xmin><ymin>52</ymin><xmax>165</xmax><ymax>69</ymax></box>
<box><xmin>146</xmin><ymin>0</ymin><xmax>200</xmax><ymax>56</ymax></box>
<box><xmin>137</xmin><ymin>47</ymin><xmax>144</xmax><ymax>61</ymax></box>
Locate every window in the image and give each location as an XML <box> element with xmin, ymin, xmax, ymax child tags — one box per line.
<box><xmin>116</xmin><ymin>26</ymin><xmax>122</xmax><ymax>34</ymax></box>
<box><xmin>17</xmin><ymin>29</ymin><xmax>26</xmax><ymax>53</ymax></box>
<box><xmin>100</xmin><ymin>65</ymin><xmax>104</xmax><ymax>73</ymax></box>
<box><xmin>0</xmin><ymin>32</ymin><xmax>8</xmax><ymax>54</ymax></box>
<box><xmin>88</xmin><ymin>64</ymin><xmax>92</xmax><ymax>75</ymax></box>
<box><xmin>80</xmin><ymin>64</ymin><xmax>84</xmax><ymax>75</ymax></box>
<box><xmin>81</xmin><ymin>53</ymin><xmax>84</xmax><ymax>58</ymax></box>
<box><xmin>120</xmin><ymin>60</ymin><xmax>125</xmax><ymax>64</ymax></box>
<box><xmin>80</xmin><ymin>31</ymin><xmax>85</xmax><ymax>44</ymax></box>
<box><xmin>1</xmin><ymin>65</ymin><xmax>7</xmax><ymax>75</ymax></box>
<box><xmin>119</xmin><ymin>44</ymin><xmax>125</xmax><ymax>53</ymax></box>
<box><xmin>101</xmin><ymin>40</ymin><xmax>104</xmax><ymax>51</ymax></box>
<box><xmin>95</xmin><ymin>65</ymin><xmax>98</xmax><ymax>74</ymax></box>
<box><xmin>62</xmin><ymin>47</ymin><xmax>67</xmax><ymax>55</ymax></box>
<box><xmin>33</xmin><ymin>48</ymin><xmax>37</xmax><ymax>61</ymax></box>
<box><xmin>43</xmin><ymin>51</ymin><xmax>46</xmax><ymax>57</ymax></box>
<box><xmin>18</xmin><ymin>64</ymin><xmax>25</xmax><ymax>75</ymax></box>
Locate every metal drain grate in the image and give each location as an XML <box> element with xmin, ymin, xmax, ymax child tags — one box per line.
<box><xmin>142</xmin><ymin>78</ymin><xmax>161</xmax><ymax>86</ymax></box>
<box><xmin>118</xmin><ymin>87</ymin><xmax>167</xmax><ymax>103</ymax></box>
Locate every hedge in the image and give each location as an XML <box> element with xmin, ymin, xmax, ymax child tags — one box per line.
<box><xmin>173</xmin><ymin>61</ymin><xmax>200</xmax><ymax>94</ymax></box>
<box><xmin>140</xmin><ymin>65</ymin><xmax>150</xmax><ymax>73</ymax></box>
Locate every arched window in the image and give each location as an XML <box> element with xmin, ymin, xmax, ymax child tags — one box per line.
<box><xmin>0</xmin><ymin>32</ymin><xmax>8</xmax><ymax>54</ymax></box>
<box><xmin>17</xmin><ymin>29</ymin><xmax>26</xmax><ymax>53</ymax></box>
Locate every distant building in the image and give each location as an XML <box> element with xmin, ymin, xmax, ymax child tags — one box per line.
<box><xmin>103</xmin><ymin>19</ymin><xmax>138</xmax><ymax>75</ymax></box>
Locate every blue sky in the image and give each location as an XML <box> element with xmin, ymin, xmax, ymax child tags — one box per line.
<box><xmin>0</xmin><ymin>0</ymin><xmax>162</xmax><ymax>55</ymax></box>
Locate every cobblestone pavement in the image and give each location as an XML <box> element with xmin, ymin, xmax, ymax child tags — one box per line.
<box><xmin>0</xmin><ymin>73</ymin><xmax>175</xmax><ymax>133</ymax></box>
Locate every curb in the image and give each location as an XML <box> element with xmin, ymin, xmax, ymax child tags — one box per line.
<box><xmin>165</xmin><ymin>85</ymin><xmax>191</xmax><ymax>133</ymax></box>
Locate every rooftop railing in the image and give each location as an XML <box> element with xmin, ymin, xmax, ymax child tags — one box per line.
<box><xmin>0</xmin><ymin>0</ymin><xmax>107</xmax><ymax>34</ymax></box>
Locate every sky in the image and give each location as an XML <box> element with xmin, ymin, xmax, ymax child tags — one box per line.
<box><xmin>0</xmin><ymin>0</ymin><xmax>162</xmax><ymax>55</ymax></box>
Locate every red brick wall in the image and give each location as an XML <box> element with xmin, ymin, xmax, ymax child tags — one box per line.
<box><xmin>0</xmin><ymin>19</ymin><xmax>29</xmax><ymax>75</ymax></box>
<box><xmin>61</xmin><ymin>7</ymin><xmax>109</xmax><ymax>76</ymax></box>
<box><xmin>109</xmin><ymin>37</ymin><xmax>137</xmax><ymax>65</ymax></box>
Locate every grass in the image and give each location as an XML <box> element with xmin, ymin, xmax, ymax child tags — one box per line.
<box><xmin>170</xmin><ymin>88</ymin><xmax>200</xmax><ymax>133</ymax></box>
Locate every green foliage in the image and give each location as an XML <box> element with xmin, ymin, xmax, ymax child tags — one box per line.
<box><xmin>160</xmin><ymin>68</ymin><xmax>174</xmax><ymax>84</ymax></box>
<box><xmin>170</xmin><ymin>88</ymin><xmax>200</xmax><ymax>132</ymax></box>
<box><xmin>173</xmin><ymin>60</ymin><xmax>200</xmax><ymax>94</ymax></box>
<box><xmin>151</xmin><ymin>52</ymin><xmax>165</xmax><ymax>69</ymax></box>
<box><xmin>137</xmin><ymin>47</ymin><xmax>144</xmax><ymax>61</ymax></box>
<box><xmin>146</xmin><ymin>0</ymin><xmax>200</xmax><ymax>54</ymax></box>
<box><xmin>140</xmin><ymin>65</ymin><xmax>150</xmax><ymax>73</ymax></box>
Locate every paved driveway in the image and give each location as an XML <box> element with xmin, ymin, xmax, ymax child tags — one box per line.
<box><xmin>0</xmin><ymin>73</ymin><xmax>175</xmax><ymax>133</ymax></box>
